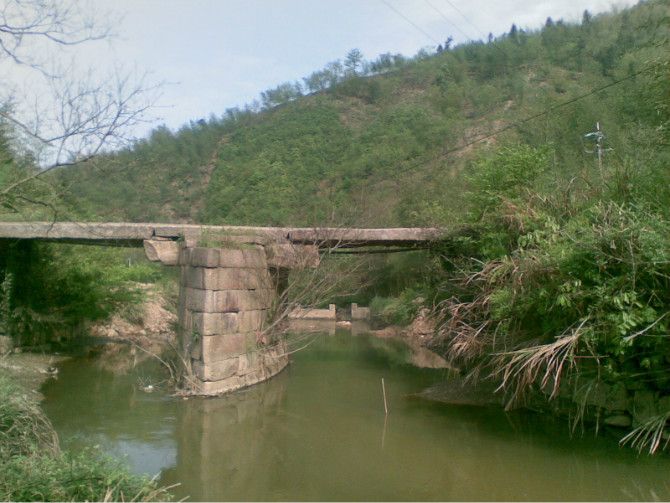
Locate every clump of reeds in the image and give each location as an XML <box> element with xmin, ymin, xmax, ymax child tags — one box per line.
<box><xmin>489</xmin><ymin>320</ymin><xmax>590</xmax><ymax>410</ymax></box>
<box><xmin>0</xmin><ymin>374</ymin><xmax>60</xmax><ymax>460</ymax></box>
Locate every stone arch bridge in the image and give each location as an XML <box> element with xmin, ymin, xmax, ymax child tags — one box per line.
<box><xmin>0</xmin><ymin>222</ymin><xmax>445</xmax><ymax>395</ymax></box>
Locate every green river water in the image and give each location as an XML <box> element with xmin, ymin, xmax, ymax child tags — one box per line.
<box><xmin>41</xmin><ymin>328</ymin><xmax>669</xmax><ymax>501</ymax></box>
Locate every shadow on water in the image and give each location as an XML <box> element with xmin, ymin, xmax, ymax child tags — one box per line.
<box><xmin>41</xmin><ymin>329</ymin><xmax>669</xmax><ymax>502</ymax></box>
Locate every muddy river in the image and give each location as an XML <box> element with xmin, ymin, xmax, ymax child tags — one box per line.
<box><xmin>40</xmin><ymin>328</ymin><xmax>669</xmax><ymax>501</ymax></box>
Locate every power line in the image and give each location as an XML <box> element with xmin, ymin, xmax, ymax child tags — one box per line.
<box><xmin>440</xmin><ymin>0</ymin><xmax>490</xmax><ymax>41</ymax></box>
<box><xmin>422</xmin><ymin>0</ymin><xmax>473</xmax><ymax>43</ymax></box>
<box><xmin>441</xmin><ymin>67</ymin><xmax>647</xmax><ymax>156</ymax></box>
<box><xmin>426</xmin><ymin>0</ymin><xmax>509</xmax><ymax>61</ymax></box>
<box><xmin>380</xmin><ymin>0</ymin><xmax>441</xmax><ymax>45</ymax></box>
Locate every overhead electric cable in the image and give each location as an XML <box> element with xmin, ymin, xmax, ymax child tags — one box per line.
<box><xmin>425</xmin><ymin>0</ymin><xmax>509</xmax><ymax>60</ymax></box>
<box><xmin>380</xmin><ymin>0</ymin><xmax>441</xmax><ymax>45</ymax></box>
<box><xmin>440</xmin><ymin>0</ymin><xmax>490</xmax><ymax>41</ymax></box>
<box><xmin>422</xmin><ymin>0</ymin><xmax>474</xmax><ymax>43</ymax></box>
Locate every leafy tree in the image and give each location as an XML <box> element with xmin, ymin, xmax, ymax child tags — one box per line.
<box><xmin>261</xmin><ymin>82</ymin><xmax>303</xmax><ymax>109</ymax></box>
<box><xmin>509</xmin><ymin>23</ymin><xmax>518</xmax><ymax>44</ymax></box>
<box><xmin>303</xmin><ymin>70</ymin><xmax>332</xmax><ymax>93</ymax></box>
<box><xmin>466</xmin><ymin>144</ymin><xmax>550</xmax><ymax>221</ymax></box>
<box><xmin>344</xmin><ymin>48</ymin><xmax>364</xmax><ymax>75</ymax></box>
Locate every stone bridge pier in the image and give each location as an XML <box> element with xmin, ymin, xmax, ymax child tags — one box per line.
<box><xmin>146</xmin><ymin>235</ymin><xmax>318</xmax><ymax>396</ymax></box>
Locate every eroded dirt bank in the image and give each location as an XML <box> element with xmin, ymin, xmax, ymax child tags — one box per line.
<box><xmin>0</xmin><ymin>287</ymin><xmax>177</xmax><ymax>398</ymax></box>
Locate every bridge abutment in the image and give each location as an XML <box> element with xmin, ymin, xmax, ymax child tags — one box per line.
<box><xmin>177</xmin><ymin>240</ymin><xmax>289</xmax><ymax>396</ymax></box>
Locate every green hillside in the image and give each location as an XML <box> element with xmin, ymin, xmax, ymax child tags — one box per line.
<box><xmin>54</xmin><ymin>0</ymin><xmax>668</xmax><ymax>228</ymax></box>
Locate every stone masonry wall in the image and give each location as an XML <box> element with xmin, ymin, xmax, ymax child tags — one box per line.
<box><xmin>178</xmin><ymin>243</ymin><xmax>289</xmax><ymax>396</ymax></box>
<box><xmin>551</xmin><ymin>379</ymin><xmax>670</xmax><ymax>434</ymax></box>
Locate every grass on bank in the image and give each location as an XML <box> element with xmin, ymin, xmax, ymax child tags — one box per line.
<box><xmin>0</xmin><ymin>373</ymin><xmax>174</xmax><ymax>502</ymax></box>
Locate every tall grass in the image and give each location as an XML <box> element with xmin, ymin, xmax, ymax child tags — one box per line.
<box><xmin>0</xmin><ymin>373</ymin><xmax>175</xmax><ymax>501</ymax></box>
<box><xmin>0</xmin><ymin>374</ymin><xmax>60</xmax><ymax>460</ymax></box>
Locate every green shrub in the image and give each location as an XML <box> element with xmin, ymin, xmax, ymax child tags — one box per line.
<box><xmin>0</xmin><ymin>243</ymin><xmax>165</xmax><ymax>346</ymax></box>
<box><xmin>370</xmin><ymin>290</ymin><xmax>421</xmax><ymax>327</ymax></box>
<box><xmin>465</xmin><ymin>144</ymin><xmax>550</xmax><ymax>221</ymax></box>
<box><xmin>431</xmin><ymin>141</ymin><xmax>670</xmax><ymax>451</ymax></box>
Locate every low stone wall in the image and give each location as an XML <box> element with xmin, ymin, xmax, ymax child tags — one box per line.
<box><xmin>288</xmin><ymin>304</ymin><xmax>337</xmax><ymax>320</ymax></box>
<box><xmin>351</xmin><ymin>303</ymin><xmax>370</xmax><ymax>320</ymax></box>
<box><xmin>178</xmin><ymin>244</ymin><xmax>288</xmax><ymax>396</ymax></box>
<box><xmin>551</xmin><ymin>380</ymin><xmax>670</xmax><ymax>432</ymax></box>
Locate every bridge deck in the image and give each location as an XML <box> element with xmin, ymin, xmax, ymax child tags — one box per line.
<box><xmin>0</xmin><ymin>222</ymin><xmax>446</xmax><ymax>248</ymax></box>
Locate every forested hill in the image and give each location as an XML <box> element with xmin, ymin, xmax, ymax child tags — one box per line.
<box><xmin>56</xmin><ymin>0</ymin><xmax>668</xmax><ymax>227</ymax></box>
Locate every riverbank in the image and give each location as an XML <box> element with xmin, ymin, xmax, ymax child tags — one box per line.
<box><xmin>0</xmin><ymin>285</ymin><xmax>177</xmax><ymax>398</ymax></box>
<box><xmin>398</xmin><ymin>307</ymin><xmax>670</xmax><ymax>455</ymax></box>
<box><xmin>0</xmin><ymin>351</ymin><xmax>69</xmax><ymax>401</ymax></box>
<box><xmin>0</xmin><ymin>364</ymin><xmax>175</xmax><ymax>501</ymax></box>
<box><xmin>0</xmin><ymin>288</ymin><xmax>179</xmax><ymax>501</ymax></box>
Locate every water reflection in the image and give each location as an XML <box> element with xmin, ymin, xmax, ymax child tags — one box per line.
<box><xmin>40</xmin><ymin>353</ymin><xmax>178</xmax><ymax>477</ymax></box>
<box><xmin>161</xmin><ymin>374</ymin><xmax>290</xmax><ymax>501</ymax></box>
<box><xmin>41</xmin><ymin>329</ymin><xmax>669</xmax><ymax>502</ymax></box>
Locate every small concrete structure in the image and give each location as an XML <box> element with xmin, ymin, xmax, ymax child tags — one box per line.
<box><xmin>351</xmin><ymin>303</ymin><xmax>370</xmax><ymax>320</ymax></box>
<box><xmin>288</xmin><ymin>304</ymin><xmax>337</xmax><ymax>321</ymax></box>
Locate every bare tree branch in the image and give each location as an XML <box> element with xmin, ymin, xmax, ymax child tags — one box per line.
<box><xmin>0</xmin><ymin>1</ymin><xmax>162</xmax><ymax>208</ymax></box>
<box><xmin>260</xmin><ymin>227</ymin><xmax>373</xmax><ymax>354</ymax></box>
<box><xmin>2</xmin><ymin>71</ymin><xmax>161</xmax><ymax>193</ymax></box>
<box><xmin>0</xmin><ymin>0</ymin><xmax>115</xmax><ymax>71</ymax></box>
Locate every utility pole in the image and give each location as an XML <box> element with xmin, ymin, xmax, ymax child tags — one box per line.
<box><xmin>583</xmin><ymin>122</ymin><xmax>614</xmax><ymax>182</ymax></box>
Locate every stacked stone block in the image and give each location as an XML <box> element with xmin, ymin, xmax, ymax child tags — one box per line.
<box><xmin>178</xmin><ymin>242</ymin><xmax>288</xmax><ymax>395</ymax></box>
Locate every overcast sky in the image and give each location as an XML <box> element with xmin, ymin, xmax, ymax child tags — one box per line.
<box><xmin>9</xmin><ymin>0</ymin><xmax>641</xmax><ymax>141</ymax></box>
